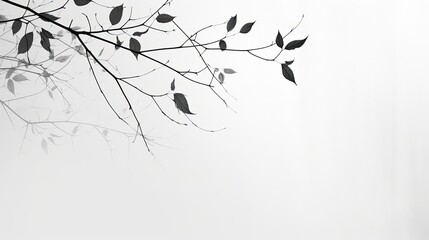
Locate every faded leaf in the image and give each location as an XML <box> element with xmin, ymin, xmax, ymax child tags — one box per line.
<box><xmin>18</xmin><ymin>32</ymin><xmax>34</xmax><ymax>54</ymax></box>
<box><xmin>12</xmin><ymin>74</ymin><xmax>28</xmax><ymax>82</ymax></box>
<box><xmin>0</xmin><ymin>15</ymin><xmax>6</xmax><ymax>23</ymax></box>
<box><xmin>5</xmin><ymin>68</ymin><xmax>15</xmax><ymax>79</ymax></box>
<box><xmin>223</xmin><ymin>68</ymin><xmax>236</xmax><ymax>74</ymax></box>
<box><xmin>55</xmin><ymin>55</ymin><xmax>71</xmax><ymax>62</ymax></box>
<box><xmin>72</xmin><ymin>125</ymin><xmax>79</xmax><ymax>134</ymax></box>
<box><xmin>12</xmin><ymin>20</ymin><xmax>22</xmax><ymax>35</ymax></box>
<box><xmin>48</xmin><ymin>90</ymin><xmax>54</xmax><ymax>99</ymax></box>
<box><xmin>56</xmin><ymin>30</ymin><xmax>64</xmax><ymax>37</ymax></box>
<box><xmin>219</xmin><ymin>40</ymin><xmax>226</xmax><ymax>51</ymax></box>
<box><xmin>109</xmin><ymin>4</ymin><xmax>123</xmax><ymax>25</ymax></box>
<box><xmin>170</xmin><ymin>78</ymin><xmax>175</xmax><ymax>91</ymax></box>
<box><xmin>275</xmin><ymin>31</ymin><xmax>283</xmax><ymax>48</ymax></box>
<box><xmin>227</xmin><ymin>15</ymin><xmax>237</xmax><ymax>32</ymax></box>
<box><xmin>218</xmin><ymin>72</ymin><xmax>225</xmax><ymax>84</ymax></box>
<box><xmin>102</xmin><ymin>129</ymin><xmax>108</xmax><ymax>137</ymax></box>
<box><xmin>39</xmin><ymin>13</ymin><xmax>60</xmax><ymax>22</ymax></box>
<box><xmin>7</xmin><ymin>79</ymin><xmax>14</xmax><ymax>94</ymax></box>
<box><xmin>281</xmin><ymin>63</ymin><xmax>296</xmax><ymax>85</ymax></box>
<box><xmin>285</xmin><ymin>36</ymin><xmax>308</xmax><ymax>50</ymax></box>
<box><xmin>156</xmin><ymin>13</ymin><xmax>175</xmax><ymax>23</ymax></box>
<box><xmin>41</xmin><ymin>139</ymin><xmax>48</xmax><ymax>153</ymax></box>
<box><xmin>129</xmin><ymin>37</ymin><xmax>141</xmax><ymax>59</ymax></box>
<box><xmin>74</xmin><ymin>0</ymin><xmax>91</xmax><ymax>6</ymax></box>
<box><xmin>47</xmin><ymin>137</ymin><xmax>55</xmax><ymax>144</ymax></box>
<box><xmin>240</xmin><ymin>21</ymin><xmax>255</xmax><ymax>34</ymax></box>
<box><xmin>174</xmin><ymin>93</ymin><xmax>194</xmax><ymax>115</ymax></box>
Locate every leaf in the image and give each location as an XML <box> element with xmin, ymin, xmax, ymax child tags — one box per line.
<box><xmin>223</xmin><ymin>68</ymin><xmax>236</xmax><ymax>74</ymax></box>
<box><xmin>17</xmin><ymin>32</ymin><xmax>33</xmax><ymax>54</ymax></box>
<box><xmin>47</xmin><ymin>137</ymin><xmax>55</xmax><ymax>144</ymax></box>
<box><xmin>49</xmin><ymin>50</ymin><xmax>55</xmax><ymax>60</ymax></box>
<box><xmin>56</xmin><ymin>30</ymin><xmax>64</xmax><ymax>37</ymax></box>
<box><xmin>275</xmin><ymin>31</ymin><xmax>283</xmax><ymax>48</ymax></box>
<box><xmin>156</xmin><ymin>13</ymin><xmax>175</xmax><ymax>23</ymax></box>
<box><xmin>219</xmin><ymin>40</ymin><xmax>226</xmax><ymax>51</ymax></box>
<box><xmin>74</xmin><ymin>45</ymin><xmax>85</xmax><ymax>55</ymax></box>
<box><xmin>55</xmin><ymin>55</ymin><xmax>71</xmax><ymax>62</ymax></box>
<box><xmin>102</xmin><ymin>129</ymin><xmax>108</xmax><ymax>137</ymax></box>
<box><xmin>281</xmin><ymin>63</ymin><xmax>296</xmax><ymax>85</ymax></box>
<box><xmin>72</xmin><ymin>125</ymin><xmax>79</xmax><ymax>134</ymax></box>
<box><xmin>173</xmin><ymin>93</ymin><xmax>194</xmax><ymax>115</ymax></box>
<box><xmin>48</xmin><ymin>90</ymin><xmax>54</xmax><ymax>99</ymax></box>
<box><xmin>227</xmin><ymin>15</ymin><xmax>237</xmax><ymax>32</ymax></box>
<box><xmin>218</xmin><ymin>72</ymin><xmax>225</xmax><ymax>84</ymax></box>
<box><xmin>285</xmin><ymin>36</ymin><xmax>308</xmax><ymax>50</ymax></box>
<box><xmin>7</xmin><ymin>79</ymin><xmax>14</xmax><ymax>94</ymax></box>
<box><xmin>109</xmin><ymin>4</ymin><xmax>123</xmax><ymax>25</ymax></box>
<box><xmin>40</xmin><ymin>34</ymin><xmax>52</xmax><ymax>53</ymax></box>
<box><xmin>129</xmin><ymin>37</ymin><xmax>141</xmax><ymax>59</ymax></box>
<box><xmin>12</xmin><ymin>20</ymin><xmax>22</xmax><ymax>35</ymax></box>
<box><xmin>285</xmin><ymin>59</ymin><xmax>294</xmax><ymax>65</ymax></box>
<box><xmin>170</xmin><ymin>78</ymin><xmax>175</xmax><ymax>91</ymax></box>
<box><xmin>41</xmin><ymin>139</ymin><xmax>48</xmax><ymax>153</ymax></box>
<box><xmin>5</xmin><ymin>68</ymin><xmax>15</xmax><ymax>79</ymax></box>
<box><xmin>132</xmin><ymin>29</ymin><xmax>148</xmax><ymax>36</ymax></box>
<box><xmin>12</xmin><ymin>74</ymin><xmax>28</xmax><ymax>82</ymax></box>
<box><xmin>115</xmin><ymin>36</ymin><xmax>123</xmax><ymax>50</ymax></box>
<box><xmin>41</xmin><ymin>28</ymin><xmax>54</xmax><ymax>39</ymax></box>
<box><xmin>239</xmin><ymin>21</ymin><xmax>255</xmax><ymax>34</ymax></box>
<box><xmin>39</xmin><ymin>13</ymin><xmax>60</xmax><ymax>22</ymax></box>
<box><xmin>74</xmin><ymin>0</ymin><xmax>91</xmax><ymax>6</ymax></box>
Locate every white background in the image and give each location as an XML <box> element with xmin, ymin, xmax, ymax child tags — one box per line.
<box><xmin>1</xmin><ymin>0</ymin><xmax>429</xmax><ymax>239</ymax></box>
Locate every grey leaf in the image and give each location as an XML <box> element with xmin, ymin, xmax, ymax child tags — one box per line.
<box><xmin>223</xmin><ymin>68</ymin><xmax>236</xmax><ymax>74</ymax></box>
<box><xmin>174</xmin><ymin>93</ymin><xmax>195</xmax><ymax>115</ymax></box>
<box><xmin>18</xmin><ymin>32</ymin><xmax>33</xmax><ymax>54</ymax></box>
<box><xmin>227</xmin><ymin>15</ymin><xmax>237</xmax><ymax>32</ymax></box>
<box><xmin>281</xmin><ymin>63</ymin><xmax>296</xmax><ymax>85</ymax></box>
<box><xmin>41</xmin><ymin>139</ymin><xmax>48</xmax><ymax>153</ymax></box>
<box><xmin>156</xmin><ymin>13</ymin><xmax>175</xmax><ymax>23</ymax></box>
<box><xmin>239</xmin><ymin>21</ymin><xmax>255</xmax><ymax>34</ymax></box>
<box><xmin>109</xmin><ymin>4</ymin><xmax>124</xmax><ymax>25</ymax></box>
<box><xmin>170</xmin><ymin>78</ymin><xmax>175</xmax><ymax>91</ymax></box>
<box><xmin>55</xmin><ymin>55</ymin><xmax>71</xmax><ymax>62</ymax></box>
<box><xmin>12</xmin><ymin>20</ymin><xmax>22</xmax><ymax>35</ymax></box>
<box><xmin>7</xmin><ymin>79</ymin><xmax>14</xmax><ymax>94</ymax></box>
<box><xmin>275</xmin><ymin>31</ymin><xmax>283</xmax><ymax>48</ymax></box>
<box><xmin>285</xmin><ymin>36</ymin><xmax>308</xmax><ymax>50</ymax></box>
<box><xmin>129</xmin><ymin>37</ymin><xmax>141</xmax><ymax>59</ymax></box>
<box><xmin>12</xmin><ymin>74</ymin><xmax>28</xmax><ymax>82</ymax></box>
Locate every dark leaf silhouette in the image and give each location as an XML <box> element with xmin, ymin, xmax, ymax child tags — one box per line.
<box><xmin>285</xmin><ymin>36</ymin><xmax>308</xmax><ymax>50</ymax></box>
<box><xmin>39</xmin><ymin>13</ymin><xmax>60</xmax><ymax>22</ymax></box>
<box><xmin>281</xmin><ymin>63</ymin><xmax>296</xmax><ymax>85</ymax></box>
<box><xmin>41</xmin><ymin>28</ymin><xmax>54</xmax><ymax>39</ymax></box>
<box><xmin>115</xmin><ymin>36</ymin><xmax>123</xmax><ymax>50</ymax></box>
<box><xmin>174</xmin><ymin>93</ymin><xmax>194</xmax><ymax>115</ymax></box>
<box><xmin>170</xmin><ymin>78</ymin><xmax>175</xmax><ymax>91</ymax></box>
<box><xmin>223</xmin><ymin>68</ymin><xmax>236</xmax><ymax>74</ymax></box>
<box><xmin>18</xmin><ymin>32</ymin><xmax>33</xmax><ymax>54</ymax></box>
<box><xmin>227</xmin><ymin>15</ymin><xmax>237</xmax><ymax>32</ymax></box>
<box><xmin>12</xmin><ymin>20</ymin><xmax>22</xmax><ymax>35</ymax></box>
<box><xmin>109</xmin><ymin>4</ymin><xmax>124</xmax><ymax>25</ymax></box>
<box><xmin>156</xmin><ymin>14</ymin><xmax>175</xmax><ymax>23</ymax></box>
<box><xmin>55</xmin><ymin>55</ymin><xmax>71</xmax><ymax>62</ymax></box>
<box><xmin>74</xmin><ymin>0</ymin><xmax>91</xmax><ymax>6</ymax></box>
<box><xmin>240</xmin><ymin>21</ymin><xmax>255</xmax><ymax>34</ymax></box>
<box><xmin>219</xmin><ymin>40</ymin><xmax>227</xmax><ymax>51</ymax></box>
<box><xmin>285</xmin><ymin>59</ymin><xmax>294</xmax><ymax>65</ymax></box>
<box><xmin>275</xmin><ymin>31</ymin><xmax>283</xmax><ymax>48</ymax></box>
<box><xmin>132</xmin><ymin>29</ymin><xmax>148</xmax><ymax>36</ymax></box>
<box><xmin>218</xmin><ymin>72</ymin><xmax>225</xmax><ymax>84</ymax></box>
<box><xmin>41</xmin><ymin>139</ymin><xmax>48</xmax><ymax>153</ymax></box>
<box><xmin>40</xmin><ymin>33</ymin><xmax>52</xmax><ymax>53</ymax></box>
<box><xmin>5</xmin><ymin>68</ymin><xmax>15</xmax><ymax>79</ymax></box>
<box><xmin>7</xmin><ymin>79</ymin><xmax>14</xmax><ymax>94</ymax></box>
<box><xmin>12</xmin><ymin>74</ymin><xmax>28</xmax><ymax>82</ymax></box>
<box><xmin>129</xmin><ymin>37</ymin><xmax>141</xmax><ymax>59</ymax></box>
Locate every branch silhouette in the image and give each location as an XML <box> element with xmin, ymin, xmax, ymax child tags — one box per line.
<box><xmin>0</xmin><ymin>0</ymin><xmax>307</xmax><ymax>154</ymax></box>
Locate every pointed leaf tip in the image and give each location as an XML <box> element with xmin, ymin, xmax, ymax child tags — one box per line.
<box><xmin>170</xmin><ymin>79</ymin><xmax>175</xmax><ymax>91</ymax></box>
<box><xmin>285</xmin><ymin>36</ymin><xmax>308</xmax><ymax>50</ymax></box>
<box><xmin>226</xmin><ymin>15</ymin><xmax>237</xmax><ymax>32</ymax></box>
<box><xmin>12</xmin><ymin>20</ymin><xmax>22</xmax><ymax>35</ymax></box>
<box><xmin>109</xmin><ymin>4</ymin><xmax>124</xmax><ymax>25</ymax></box>
<box><xmin>275</xmin><ymin>31</ymin><xmax>284</xmax><ymax>48</ymax></box>
<box><xmin>240</xmin><ymin>21</ymin><xmax>255</xmax><ymax>34</ymax></box>
<box><xmin>174</xmin><ymin>93</ymin><xmax>194</xmax><ymax>115</ymax></box>
<box><xmin>281</xmin><ymin>63</ymin><xmax>296</xmax><ymax>85</ymax></box>
<box><xmin>18</xmin><ymin>32</ymin><xmax>34</xmax><ymax>54</ymax></box>
<box><xmin>156</xmin><ymin>13</ymin><xmax>175</xmax><ymax>23</ymax></box>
